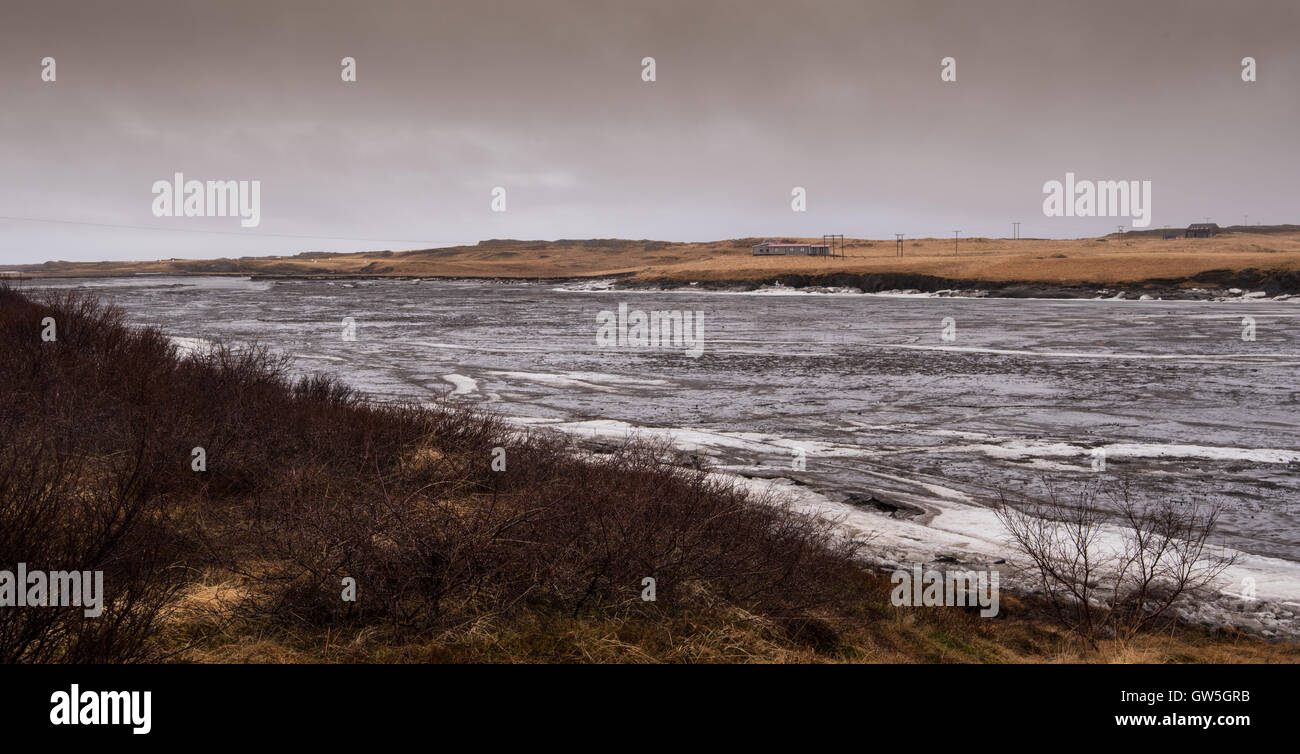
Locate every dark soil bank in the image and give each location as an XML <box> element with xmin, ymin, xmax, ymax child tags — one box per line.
<box><xmin>627</xmin><ymin>268</ymin><xmax>1300</xmax><ymax>299</ymax></box>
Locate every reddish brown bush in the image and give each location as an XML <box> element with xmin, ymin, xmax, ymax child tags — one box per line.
<box><xmin>0</xmin><ymin>284</ymin><xmax>864</xmax><ymax>661</ymax></box>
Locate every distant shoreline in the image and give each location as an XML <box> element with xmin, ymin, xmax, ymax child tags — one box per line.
<box><xmin>16</xmin><ymin>269</ymin><xmax>1300</xmax><ymax>301</ymax></box>
<box><xmin>11</xmin><ymin>228</ymin><xmax>1300</xmax><ymax>300</ymax></box>
<box><xmin>618</xmin><ymin>271</ymin><xmax>1300</xmax><ymax>300</ymax></box>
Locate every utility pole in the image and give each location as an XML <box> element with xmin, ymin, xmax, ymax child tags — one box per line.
<box><xmin>1243</xmin><ymin>214</ymin><xmax>1248</xmax><ymax>227</ymax></box>
<box><xmin>895</xmin><ymin>233</ymin><xmax>904</xmax><ymax>257</ymax></box>
<box><xmin>952</xmin><ymin>230</ymin><xmax>960</xmax><ymax>255</ymax></box>
<box><xmin>1012</xmin><ymin>221</ymin><xmax>1020</xmax><ymax>240</ymax></box>
<box><xmin>1116</xmin><ymin>225</ymin><xmax>1125</xmax><ymax>235</ymax></box>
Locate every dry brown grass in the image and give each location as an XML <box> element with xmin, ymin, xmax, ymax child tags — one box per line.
<box><xmin>633</xmin><ymin>233</ymin><xmax>1300</xmax><ymax>286</ymax></box>
<box><xmin>155</xmin><ymin>567</ymin><xmax>1300</xmax><ymax>664</ymax></box>
<box><xmin>18</xmin><ymin>232</ymin><xmax>1300</xmax><ymax>288</ymax></box>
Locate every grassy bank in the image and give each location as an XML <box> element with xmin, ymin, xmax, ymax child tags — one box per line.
<box><xmin>1</xmin><ymin>285</ymin><xmax>1296</xmax><ymax>663</ymax></box>
<box><xmin>13</xmin><ymin>229</ymin><xmax>1300</xmax><ymax>295</ymax></box>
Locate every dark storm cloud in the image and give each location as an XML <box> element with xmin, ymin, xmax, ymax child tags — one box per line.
<box><xmin>1</xmin><ymin>0</ymin><xmax>1296</xmax><ymax>262</ymax></box>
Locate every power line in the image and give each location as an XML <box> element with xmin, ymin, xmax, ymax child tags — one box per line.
<box><xmin>0</xmin><ymin>215</ymin><xmax>466</xmax><ymax>247</ymax></box>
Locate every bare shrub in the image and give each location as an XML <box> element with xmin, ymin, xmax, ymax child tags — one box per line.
<box><xmin>2</xmin><ymin>283</ymin><xmax>868</xmax><ymax>660</ymax></box>
<box><xmin>0</xmin><ymin>429</ymin><xmax>185</xmax><ymax>663</ymax></box>
<box><xmin>996</xmin><ymin>479</ymin><xmax>1235</xmax><ymax>644</ymax></box>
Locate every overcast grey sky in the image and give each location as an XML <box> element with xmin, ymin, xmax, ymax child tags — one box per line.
<box><xmin>1</xmin><ymin>0</ymin><xmax>1296</xmax><ymax>263</ymax></box>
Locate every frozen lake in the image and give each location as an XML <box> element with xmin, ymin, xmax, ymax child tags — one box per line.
<box><xmin>33</xmin><ymin>275</ymin><xmax>1300</xmax><ymax>570</ymax></box>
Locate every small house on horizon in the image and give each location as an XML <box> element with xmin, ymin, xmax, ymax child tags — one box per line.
<box><xmin>752</xmin><ymin>239</ymin><xmax>831</xmax><ymax>256</ymax></box>
<box><xmin>1185</xmin><ymin>223</ymin><xmax>1220</xmax><ymax>238</ymax></box>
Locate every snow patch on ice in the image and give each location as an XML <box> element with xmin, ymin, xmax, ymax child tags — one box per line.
<box><xmin>442</xmin><ymin>374</ymin><xmax>478</xmax><ymax>395</ymax></box>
